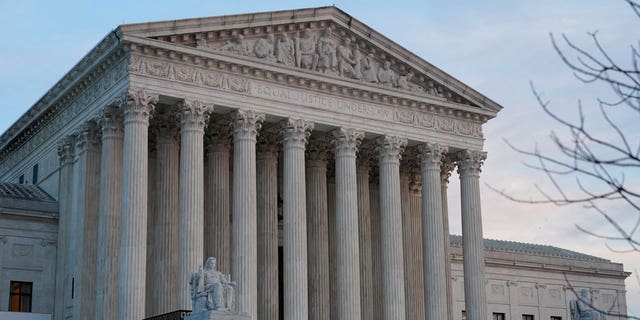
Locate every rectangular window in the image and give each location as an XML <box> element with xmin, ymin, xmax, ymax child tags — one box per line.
<box><xmin>493</xmin><ymin>313</ymin><xmax>506</xmax><ymax>320</ymax></box>
<box><xmin>462</xmin><ymin>311</ymin><xmax>466</xmax><ymax>320</ymax></box>
<box><xmin>9</xmin><ymin>281</ymin><xmax>32</xmax><ymax>312</ymax></box>
<box><xmin>18</xmin><ymin>174</ymin><xmax>24</xmax><ymax>184</ymax></box>
<box><xmin>522</xmin><ymin>315</ymin><xmax>534</xmax><ymax>320</ymax></box>
<box><xmin>32</xmin><ymin>164</ymin><xmax>39</xmax><ymax>184</ymax></box>
<box><xmin>551</xmin><ymin>317</ymin><xmax>562</xmax><ymax>320</ymax></box>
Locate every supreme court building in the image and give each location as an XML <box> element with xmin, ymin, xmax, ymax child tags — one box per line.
<box><xmin>0</xmin><ymin>6</ymin><xmax>630</xmax><ymax>320</ymax></box>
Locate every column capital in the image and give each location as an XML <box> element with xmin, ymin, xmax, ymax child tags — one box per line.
<box><xmin>332</xmin><ymin>127</ymin><xmax>364</xmax><ymax>157</ymax></box>
<box><xmin>456</xmin><ymin>150</ymin><xmax>487</xmax><ymax>177</ymax></box>
<box><xmin>306</xmin><ymin>136</ymin><xmax>332</xmax><ymax>163</ymax></box>
<box><xmin>281</xmin><ymin>118</ymin><xmax>314</xmax><ymax>147</ymax></box>
<box><xmin>418</xmin><ymin>142</ymin><xmax>448</xmax><ymax>170</ymax></box>
<box><xmin>57</xmin><ymin>135</ymin><xmax>76</xmax><ymax>166</ymax></box>
<box><xmin>153</xmin><ymin>109</ymin><xmax>180</xmax><ymax>145</ymax></box>
<box><xmin>232</xmin><ymin>109</ymin><xmax>265</xmax><ymax>141</ymax></box>
<box><xmin>376</xmin><ymin>135</ymin><xmax>407</xmax><ymax>164</ymax></box>
<box><xmin>74</xmin><ymin>120</ymin><xmax>101</xmax><ymax>155</ymax></box>
<box><xmin>400</xmin><ymin>147</ymin><xmax>419</xmax><ymax>175</ymax></box>
<box><xmin>125</xmin><ymin>89</ymin><xmax>158</xmax><ymax>123</ymax></box>
<box><xmin>98</xmin><ymin>100</ymin><xmax>124</xmax><ymax>139</ymax></box>
<box><xmin>205</xmin><ymin>117</ymin><xmax>233</xmax><ymax>153</ymax></box>
<box><xmin>257</xmin><ymin>130</ymin><xmax>282</xmax><ymax>158</ymax></box>
<box><xmin>357</xmin><ymin>142</ymin><xmax>376</xmax><ymax>172</ymax></box>
<box><xmin>440</xmin><ymin>157</ymin><xmax>456</xmax><ymax>185</ymax></box>
<box><xmin>177</xmin><ymin>99</ymin><xmax>211</xmax><ymax>132</ymax></box>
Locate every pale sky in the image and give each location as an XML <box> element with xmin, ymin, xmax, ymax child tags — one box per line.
<box><xmin>1</xmin><ymin>0</ymin><xmax>638</xmax><ymax>315</ymax></box>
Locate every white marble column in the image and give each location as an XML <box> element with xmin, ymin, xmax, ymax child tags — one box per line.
<box><xmin>400</xmin><ymin>152</ymin><xmax>424</xmax><ymax>320</ymax></box>
<box><xmin>146</xmin><ymin>136</ymin><xmax>157</xmax><ymax>316</ymax></box>
<box><xmin>326</xmin><ymin>166</ymin><xmax>337</xmax><ymax>320</ymax></box>
<box><xmin>232</xmin><ymin>109</ymin><xmax>265</xmax><ymax>319</ymax></box>
<box><xmin>95</xmin><ymin>103</ymin><xmax>124</xmax><ymax>319</ymax></box>
<box><xmin>204</xmin><ymin>121</ymin><xmax>233</xmax><ymax>274</ymax></box>
<box><xmin>408</xmin><ymin>167</ymin><xmax>425</xmax><ymax>319</ymax></box>
<box><xmin>399</xmin><ymin>161</ymin><xmax>413</xmax><ymax>320</ymax></box>
<box><xmin>118</xmin><ymin>89</ymin><xmax>157</xmax><ymax>320</ymax></box>
<box><xmin>306</xmin><ymin>137</ymin><xmax>331</xmax><ymax>320</ymax></box>
<box><xmin>369</xmin><ymin>176</ymin><xmax>383</xmax><ymax>320</ymax></box>
<box><xmin>55</xmin><ymin>136</ymin><xmax>74</xmax><ymax>320</ymax></box>
<box><xmin>457</xmin><ymin>150</ymin><xmax>488</xmax><ymax>320</ymax></box>
<box><xmin>148</xmin><ymin>110</ymin><xmax>180</xmax><ymax>314</ymax></box>
<box><xmin>257</xmin><ymin>131</ymin><xmax>280</xmax><ymax>320</ymax></box>
<box><xmin>282</xmin><ymin>118</ymin><xmax>313</xmax><ymax>320</ymax></box>
<box><xmin>332</xmin><ymin>127</ymin><xmax>364</xmax><ymax>320</ymax></box>
<box><xmin>440</xmin><ymin>159</ymin><xmax>456</xmax><ymax>320</ymax></box>
<box><xmin>69</xmin><ymin>121</ymin><xmax>101</xmax><ymax>320</ymax></box>
<box><xmin>356</xmin><ymin>147</ymin><xmax>374</xmax><ymax>320</ymax></box>
<box><xmin>177</xmin><ymin>99</ymin><xmax>210</xmax><ymax>309</ymax></box>
<box><xmin>376</xmin><ymin>135</ymin><xmax>407</xmax><ymax>320</ymax></box>
<box><xmin>419</xmin><ymin>143</ymin><xmax>449</xmax><ymax>320</ymax></box>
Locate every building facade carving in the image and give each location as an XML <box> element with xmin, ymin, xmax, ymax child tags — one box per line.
<box><xmin>0</xmin><ymin>6</ymin><xmax>629</xmax><ymax>320</ymax></box>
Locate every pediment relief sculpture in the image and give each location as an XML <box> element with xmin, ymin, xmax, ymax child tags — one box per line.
<box><xmin>160</xmin><ymin>24</ymin><xmax>472</xmax><ymax>106</ymax></box>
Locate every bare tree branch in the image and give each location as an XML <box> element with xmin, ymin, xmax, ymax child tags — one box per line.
<box><xmin>564</xmin><ymin>273</ymin><xmax>640</xmax><ymax>319</ymax></box>
<box><xmin>488</xmin><ymin>3</ymin><xmax>640</xmax><ymax>316</ymax></box>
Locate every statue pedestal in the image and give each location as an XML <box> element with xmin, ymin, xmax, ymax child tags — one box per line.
<box><xmin>185</xmin><ymin>310</ymin><xmax>250</xmax><ymax>320</ymax></box>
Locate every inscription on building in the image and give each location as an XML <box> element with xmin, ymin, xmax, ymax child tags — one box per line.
<box><xmin>131</xmin><ymin>56</ymin><xmax>483</xmax><ymax>139</ymax></box>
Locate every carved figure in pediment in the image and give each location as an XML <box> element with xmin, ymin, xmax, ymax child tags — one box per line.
<box><xmin>352</xmin><ymin>43</ymin><xmax>364</xmax><ymax>80</ymax></box>
<box><xmin>254</xmin><ymin>34</ymin><xmax>276</xmax><ymax>61</ymax></box>
<box><xmin>362</xmin><ymin>53</ymin><xmax>379</xmax><ymax>83</ymax></box>
<box><xmin>336</xmin><ymin>38</ymin><xmax>360</xmax><ymax>79</ymax></box>
<box><xmin>276</xmin><ymin>32</ymin><xmax>296</xmax><ymax>66</ymax></box>
<box><xmin>316</xmin><ymin>27</ymin><xmax>338</xmax><ymax>74</ymax></box>
<box><xmin>378</xmin><ymin>61</ymin><xmax>397</xmax><ymax>87</ymax></box>
<box><xmin>427</xmin><ymin>82</ymin><xmax>445</xmax><ymax>97</ymax></box>
<box><xmin>219</xmin><ymin>35</ymin><xmax>250</xmax><ymax>56</ymax></box>
<box><xmin>397</xmin><ymin>71</ymin><xmax>423</xmax><ymax>92</ymax></box>
<box><xmin>296</xmin><ymin>29</ymin><xmax>317</xmax><ymax>70</ymax></box>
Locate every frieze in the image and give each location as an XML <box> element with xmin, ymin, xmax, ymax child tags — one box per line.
<box><xmin>129</xmin><ymin>56</ymin><xmax>483</xmax><ymax>140</ymax></box>
<box><xmin>0</xmin><ymin>58</ymin><xmax>129</xmax><ymax>177</ymax></box>
<box><xmin>250</xmin><ymin>83</ymin><xmax>482</xmax><ymax>139</ymax></box>
<box><xmin>250</xmin><ymin>82</ymin><xmax>392</xmax><ymax>121</ymax></box>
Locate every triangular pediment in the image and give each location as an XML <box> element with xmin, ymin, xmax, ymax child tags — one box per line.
<box><xmin>119</xmin><ymin>6</ymin><xmax>502</xmax><ymax>116</ymax></box>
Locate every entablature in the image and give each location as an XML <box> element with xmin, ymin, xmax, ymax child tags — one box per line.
<box><xmin>127</xmin><ymin>46</ymin><xmax>486</xmax><ymax>150</ymax></box>
<box><xmin>125</xmin><ymin>34</ymin><xmax>494</xmax><ymax>122</ymax></box>
<box><xmin>120</xmin><ymin>6</ymin><xmax>502</xmax><ymax>115</ymax></box>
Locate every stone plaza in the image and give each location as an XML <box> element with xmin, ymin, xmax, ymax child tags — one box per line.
<box><xmin>0</xmin><ymin>6</ymin><xmax>630</xmax><ymax>320</ymax></box>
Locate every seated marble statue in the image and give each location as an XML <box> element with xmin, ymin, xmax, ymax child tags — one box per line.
<box><xmin>570</xmin><ymin>289</ymin><xmax>605</xmax><ymax>320</ymax></box>
<box><xmin>189</xmin><ymin>257</ymin><xmax>237</xmax><ymax>313</ymax></box>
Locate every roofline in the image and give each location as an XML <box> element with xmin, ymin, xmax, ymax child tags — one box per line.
<box><xmin>0</xmin><ymin>28</ymin><xmax>123</xmax><ymax>153</ymax></box>
<box><xmin>119</xmin><ymin>6</ymin><xmax>503</xmax><ymax>113</ymax></box>
<box><xmin>0</xmin><ymin>6</ymin><xmax>504</xmax><ymax>156</ymax></box>
<box><xmin>119</xmin><ymin>5</ymin><xmax>337</xmax><ymax>33</ymax></box>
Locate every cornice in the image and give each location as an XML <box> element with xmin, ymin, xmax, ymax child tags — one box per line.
<box><xmin>450</xmin><ymin>254</ymin><xmax>630</xmax><ymax>280</ymax></box>
<box><xmin>119</xmin><ymin>6</ymin><xmax>502</xmax><ymax>113</ymax></box>
<box><xmin>125</xmin><ymin>34</ymin><xmax>492</xmax><ymax>125</ymax></box>
<box><xmin>0</xmin><ymin>53</ymin><xmax>129</xmax><ymax>176</ymax></box>
<box><xmin>0</xmin><ymin>31</ymin><xmax>127</xmax><ymax>164</ymax></box>
<box><xmin>127</xmin><ymin>31</ymin><xmax>494</xmax><ymax>118</ymax></box>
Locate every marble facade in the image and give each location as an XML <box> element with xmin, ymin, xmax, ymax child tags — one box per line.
<box><xmin>0</xmin><ymin>6</ymin><xmax>629</xmax><ymax>320</ymax></box>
